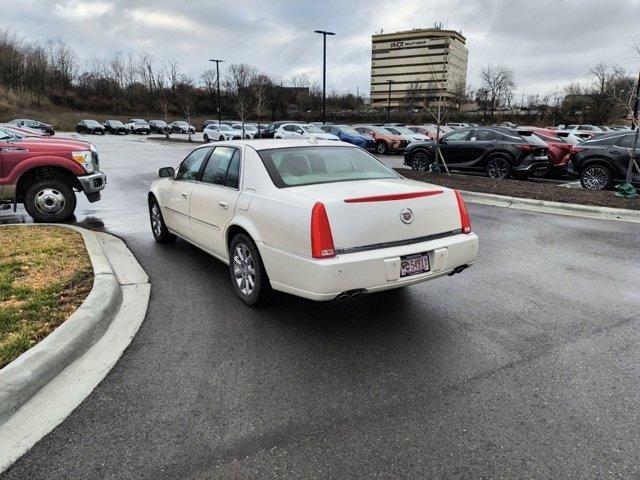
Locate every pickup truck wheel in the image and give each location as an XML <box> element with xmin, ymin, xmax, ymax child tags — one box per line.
<box><xmin>229</xmin><ymin>234</ymin><xmax>271</xmax><ymax>306</ymax></box>
<box><xmin>149</xmin><ymin>198</ymin><xmax>176</xmax><ymax>243</ymax></box>
<box><xmin>24</xmin><ymin>179</ymin><xmax>76</xmax><ymax>222</ymax></box>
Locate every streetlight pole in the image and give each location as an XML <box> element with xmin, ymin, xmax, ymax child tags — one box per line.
<box><xmin>314</xmin><ymin>30</ymin><xmax>335</xmax><ymax>124</ymax></box>
<box><xmin>386</xmin><ymin>80</ymin><xmax>393</xmax><ymax>123</ymax></box>
<box><xmin>209</xmin><ymin>59</ymin><xmax>224</xmax><ymax>124</ymax></box>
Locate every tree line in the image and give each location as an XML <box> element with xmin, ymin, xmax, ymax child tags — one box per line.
<box><xmin>0</xmin><ymin>28</ymin><xmax>636</xmax><ymax>126</ymax></box>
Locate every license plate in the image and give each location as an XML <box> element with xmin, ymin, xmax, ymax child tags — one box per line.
<box><xmin>400</xmin><ymin>253</ymin><xmax>430</xmax><ymax>277</ymax></box>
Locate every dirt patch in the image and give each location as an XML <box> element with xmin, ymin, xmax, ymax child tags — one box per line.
<box><xmin>398</xmin><ymin>170</ymin><xmax>640</xmax><ymax>211</ymax></box>
<box><xmin>0</xmin><ymin>226</ymin><xmax>93</xmax><ymax>368</ymax></box>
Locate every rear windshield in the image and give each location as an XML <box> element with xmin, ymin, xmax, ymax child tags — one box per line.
<box><xmin>257</xmin><ymin>146</ymin><xmax>399</xmax><ymax>188</ymax></box>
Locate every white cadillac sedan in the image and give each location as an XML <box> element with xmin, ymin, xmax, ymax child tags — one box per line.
<box><xmin>148</xmin><ymin>140</ymin><xmax>478</xmax><ymax>306</ymax></box>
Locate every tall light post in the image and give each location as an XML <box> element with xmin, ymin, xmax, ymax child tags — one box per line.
<box><xmin>386</xmin><ymin>80</ymin><xmax>393</xmax><ymax>123</ymax></box>
<box><xmin>208</xmin><ymin>59</ymin><xmax>224</xmax><ymax>124</ymax></box>
<box><xmin>314</xmin><ymin>30</ymin><xmax>335</xmax><ymax>124</ymax></box>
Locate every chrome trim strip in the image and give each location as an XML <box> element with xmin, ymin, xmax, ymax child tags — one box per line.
<box><xmin>335</xmin><ymin>230</ymin><xmax>462</xmax><ymax>255</ymax></box>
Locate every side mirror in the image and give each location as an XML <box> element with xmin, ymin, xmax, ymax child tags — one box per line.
<box><xmin>158</xmin><ymin>167</ymin><xmax>175</xmax><ymax>178</ymax></box>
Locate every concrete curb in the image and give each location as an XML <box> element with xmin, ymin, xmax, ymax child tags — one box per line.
<box><xmin>0</xmin><ymin>225</ymin><xmax>121</xmax><ymax>422</ymax></box>
<box><xmin>460</xmin><ymin>190</ymin><xmax>640</xmax><ymax>224</ymax></box>
<box><xmin>0</xmin><ymin>224</ymin><xmax>149</xmax><ymax>472</ymax></box>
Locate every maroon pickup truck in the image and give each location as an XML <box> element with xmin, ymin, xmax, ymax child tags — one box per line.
<box><xmin>0</xmin><ymin>130</ymin><xmax>106</xmax><ymax>221</ymax></box>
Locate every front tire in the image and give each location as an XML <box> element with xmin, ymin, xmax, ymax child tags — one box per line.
<box><xmin>204</xmin><ymin>134</ymin><xmax>210</xmax><ymax>143</ymax></box>
<box><xmin>411</xmin><ymin>150</ymin><xmax>432</xmax><ymax>171</ymax></box>
<box><xmin>580</xmin><ymin>164</ymin><xmax>612</xmax><ymax>190</ymax></box>
<box><xmin>149</xmin><ymin>198</ymin><xmax>176</xmax><ymax>243</ymax></box>
<box><xmin>24</xmin><ymin>179</ymin><xmax>76</xmax><ymax>222</ymax></box>
<box><xmin>229</xmin><ymin>234</ymin><xmax>271</xmax><ymax>306</ymax></box>
<box><xmin>376</xmin><ymin>141</ymin><xmax>388</xmax><ymax>154</ymax></box>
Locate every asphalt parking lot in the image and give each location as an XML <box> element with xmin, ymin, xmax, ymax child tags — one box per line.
<box><xmin>1</xmin><ymin>133</ymin><xmax>639</xmax><ymax>479</ymax></box>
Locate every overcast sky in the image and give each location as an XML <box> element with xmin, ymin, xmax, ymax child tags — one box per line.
<box><xmin>3</xmin><ymin>0</ymin><xmax>640</xmax><ymax>99</ymax></box>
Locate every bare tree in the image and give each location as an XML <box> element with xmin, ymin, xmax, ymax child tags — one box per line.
<box><xmin>588</xmin><ymin>63</ymin><xmax>625</xmax><ymax>124</ymax></box>
<box><xmin>252</xmin><ymin>74</ymin><xmax>270</xmax><ymax>137</ymax></box>
<box><xmin>479</xmin><ymin>64</ymin><xmax>516</xmax><ymax>120</ymax></box>
<box><xmin>225</xmin><ymin>63</ymin><xmax>257</xmax><ymax>137</ymax></box>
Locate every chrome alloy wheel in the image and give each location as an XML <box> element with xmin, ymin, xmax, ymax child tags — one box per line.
<box><xmin>581</xmin><ymin>166</ymin><xmax>609</xmax><ymax>190</ymax></box>
<box><xmin>150</xmin><ymin>203</ymin><xmax>163</xmax><ymax>237</ymax></box>
<box><xmin>233</xmin><ymin>243</ymin><xmax>256</xmax><ymax>296</ymax></box>
<box><xmin>34</xmin><ymin>188</ymin><xmax>65</xmax><ymax>214</ymax></box>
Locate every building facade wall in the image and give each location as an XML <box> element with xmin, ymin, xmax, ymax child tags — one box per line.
<box><xmin>370</xmin><ymin>29</ymin><xmax>468</xmax><ymax>108</ymax></box>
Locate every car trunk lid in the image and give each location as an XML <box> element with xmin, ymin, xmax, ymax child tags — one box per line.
<box><xmin>289</xmin><ymin>178</ymin><xmax>463</xmax><ymax>252</ymax></box>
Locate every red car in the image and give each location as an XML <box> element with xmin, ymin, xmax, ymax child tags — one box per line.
<box><xmin>0</xmin><ymin>131</ymin><xmax>106</xmax><ymax>221</ymax></box>
<box><xmin>522</xmin><ymin>127</ymin><xmax>574</xmax><ymax>176</ymax></box>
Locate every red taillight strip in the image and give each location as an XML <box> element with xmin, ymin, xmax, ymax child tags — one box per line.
<box><xmin>454</xmin><ymin>190</ymin><xmax>472</xmax><ymax>234</ymax></box>
<box><xmin>344</xmin><ymin>190</ymin><xmax>443</xmax><ymax>203</ymax></box>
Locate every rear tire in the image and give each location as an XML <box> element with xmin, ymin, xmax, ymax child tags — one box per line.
<box><xmin>149</xmin><ymin>197</ymin><xmax>176</xmax><ymax>243</ymax></box>
<box><xmin>24</xmin><ymin>179</ymin><xmax>76</xmax><ymax>222</ymax></box>
<box><xmin>485</xmin><ymin>156</ymin><xmax>512</xmax><ymax>179</ymax></box>
<box><xmin>580</xmin><ymin>163</ymin><xmax>612</xmax><ymax>190</ymax></box>
<box><xmin>229</xmin><ymin>234</ymin><xmax>271</xmax><ymax>306</ymax></box>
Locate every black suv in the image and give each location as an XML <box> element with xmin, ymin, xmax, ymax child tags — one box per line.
<box><xmin>567</xmin><ymin>131</ymin><xmax>640</xmax><ymax>189</ymax></box>
<box><xmin>404</xmin><ymin>127</ymin><xmax>550</xmax><ymax>179</ymax></box>
<box><xmin>76</xmin><ymin>119</ymin><xmax>105</xmax><ymax>134</ymax></box>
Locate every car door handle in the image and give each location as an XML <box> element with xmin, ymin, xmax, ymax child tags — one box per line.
<box><xmin>218</xmin><ymin>201</ymin><xmax>228</xmax><ymax>209</ymax></box>
<box><xmin>181</xmin><ymin>192</ymin><xmax>189</xmax><ymax>198</ymax></box>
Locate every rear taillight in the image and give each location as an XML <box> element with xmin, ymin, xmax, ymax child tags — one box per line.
<box><xmin>516</xmin><ymin>144</ymin><xmax>535</xmax><ymax>152</ymax></box>
<box><xmin>454</xmin><ymin>190</ymin><xmax>472</xmax><ymax>234</ymax></box>
<box><xmin>311</xmin><ymin>202</ymin><xmax>335</xmax><ymax>259</ymax></box>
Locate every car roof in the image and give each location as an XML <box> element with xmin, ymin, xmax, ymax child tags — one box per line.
<box><xmin>192</xmin><ymin>139</ymin><xmax>357</xmax><ymax>151</ymax></box>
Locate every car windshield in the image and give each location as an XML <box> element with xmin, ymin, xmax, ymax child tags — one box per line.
<box><xmin>218</xmin><ymin>125</ymin><xmax>233</xmax><ymax>131</ymax></box>
<box><xmin>370</xmin><ymin>126</ymin><xmax>394</xmax><ymax>134</ymax></box>
<box><xmin>240</xmin><ymin>124</ymin><xmax>258</xmax><ymax>131</ymax></box>
<box><xmin>390</xmin><ymin>126</ymin><xmax>416</xmax><ymax>135</ymax></box>
<box><xmin>84</xmin><ymin>120</ymin><xmax>100</xmax><ymax>126</ymax></box>
<box><xmin>109</xmin><ymin>120</ymin><xmax>124</xmax><ymax>126</ymax></box>
<box><xmin>175</xmin><ymin>121</ymin><xmax>187</xmax><ymax>126</ymax></box>
<box><xmin>258</xmin><ymin>146</ymin><xmax>399</xmax><ymax>188</ymax></box>
<box><xmin>0</xmin><ymin>131</ymin><xmax>18</xmax><ymax>141</ymax></box>
<box><xmin>302</xmin><ymin>125</ymin><xmax>325</xmax><ymax>133</ymax></box>
<box><xmin>336</xmin><ymin>126</ymin><xmax>359</xmax><ymax>135</ymax></box>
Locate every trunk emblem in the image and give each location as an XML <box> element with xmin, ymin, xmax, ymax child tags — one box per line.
<box><xmin>400</xmin><ymin>208</ymin><xmax>414</xmax><ymax>224</ymax></box>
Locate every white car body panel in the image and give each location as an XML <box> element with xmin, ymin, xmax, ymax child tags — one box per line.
<box><xmin>203</xmin><ymin>125</ymin><xmax>242</xmax><ymax>142</ymax></box>
<box><xmin>149</xmin><ymin>139</ymin><xmax>478</xmax><ymax>301</ymax></box>
<box><xmin>274</xmin><ymin>123</ymin><xmax>340</xmax><ymax>141</ymax></box>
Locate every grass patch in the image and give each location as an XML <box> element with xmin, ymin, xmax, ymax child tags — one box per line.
<box><xmin>0</xmin><ymin>226</ymin><xmax>93</xmax><ymax>368</ymax></box>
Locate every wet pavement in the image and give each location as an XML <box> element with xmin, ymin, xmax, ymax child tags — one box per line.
<box><xmin>1</xmin><ymin>133</ymin><xmax>639</xmax><ymax>479</ymax></box>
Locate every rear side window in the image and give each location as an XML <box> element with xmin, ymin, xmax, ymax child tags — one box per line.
<box><xmin>201</xmin><ymin>147</ymin><xmax>240</xmax><ymax>188</ymax></box>
<box><xmin>258</xmin><ymin>146</ymin><xmax>399</xmax><ymax>188</ymax></box>
<box><xmin>616</xmin><ymin>134</ymin><xmax>639</xmax><ymax>148</ymax></box>
<box><xmin>471</xmin><ymin>129</ymin><xmax>497</xmax><ymax>141</ymax></box>
<box><xmin>582</xmin><ymin>134</ymin><xmax>625</xmax><ymax>146</ymax></box>
<box><xmin>177</xmin><ymin>147</ymin><xmax>212</xmax><ymax>181</ymax></box>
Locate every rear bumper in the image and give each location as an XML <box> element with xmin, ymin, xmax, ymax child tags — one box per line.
<box><xmin>514</xmin><ymin>155</ymin><xmax>550</xmax><ymax>173</ymax></box>
<box><xmin>78</xmin><ymin>171</ymin><xmax>107</xmax><ymax>198</ymax></box>
<box><xmin>259</xmin><ymin>233</ymin><xmax>479</xmax><ymax>301</ymax></box>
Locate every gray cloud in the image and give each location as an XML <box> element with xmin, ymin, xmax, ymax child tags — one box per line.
<box><xmin>3</xmin><ymin>0</ymin><xmax>640</xmax><ymax>98</ymax></box>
